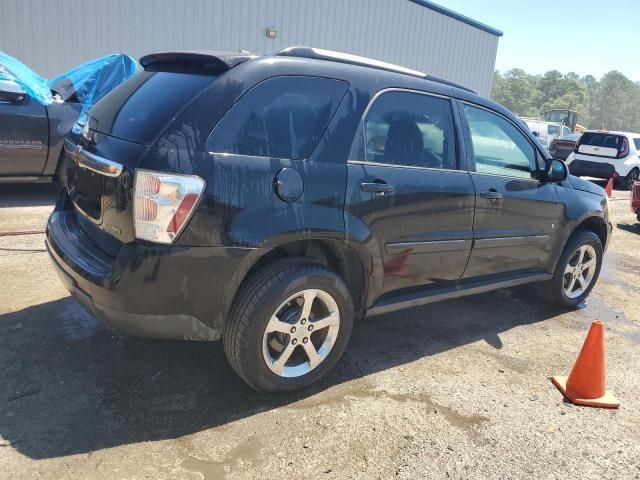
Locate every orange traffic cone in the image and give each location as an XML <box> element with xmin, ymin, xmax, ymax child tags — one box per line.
<box><xmin>605</xmin><ymin>178</ymin><xmax>613</xmax><ymax>198</ymax></box>
<box><xmin>552</xmin><ymin>320</ymin><xmax>619</xmax><ymax>408</ymax></box>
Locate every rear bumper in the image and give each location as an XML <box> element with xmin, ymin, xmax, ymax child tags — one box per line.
<box><xmin>46</xmin><ymin>207</ymin><xmax>253</xmax><ymax>340</ymax></box>
<box><xmin>568</xmin><ymin>160</ymin><xmax>616</xmax><ymax>179</ymax></box>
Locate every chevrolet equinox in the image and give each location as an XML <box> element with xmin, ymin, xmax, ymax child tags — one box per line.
<box><xmin>46</xmin><ymin>48</ymin><xmax>612</xmax><ymax>392</ymax></box>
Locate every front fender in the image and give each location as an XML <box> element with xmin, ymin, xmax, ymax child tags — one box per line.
<box><xmin>551</xmin><ymin>182</ymin><xmax>609</xmax><ymax>270</ymax></box>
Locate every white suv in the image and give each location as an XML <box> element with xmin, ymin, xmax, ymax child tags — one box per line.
<box><xmin>566</xmin><ymin>130</ymin><xmax>640</xmax><ymax>190</ymax></box>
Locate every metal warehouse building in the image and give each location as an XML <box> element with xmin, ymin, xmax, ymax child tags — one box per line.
<box><xmin>0</xmin><ymin>0</ymin><xmax>502</xmax><ymax>95</ymax></box>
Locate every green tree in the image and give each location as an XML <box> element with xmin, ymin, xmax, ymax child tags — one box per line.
<box><xmin>491</xmin><ymin>69</ymin><xmax>640</xmax><ymax>132</ymax></box>
<box><xmin>491</xmin><ymin>68</ymin><xmax>540</xmax><ymax>116</ymax></box>
<box><xmin>590</xmin><ymin>71</ymin><xmax>640</xmax><ymax>131</ymax></box>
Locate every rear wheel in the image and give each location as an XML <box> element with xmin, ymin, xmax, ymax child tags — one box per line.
<box><xmin>223</xmin><ymin>258</ymin><xmax>354</xmax><ymax>393</ymax></box>
<box><xmin>535</xmin><ymin>230</ymin><xmax>603</xmax><ymax>308</ymax></box>
<box><xmin>616</xmin><ymin>168</ymin><xmax>639</xmax><ymax>191</ymax></box>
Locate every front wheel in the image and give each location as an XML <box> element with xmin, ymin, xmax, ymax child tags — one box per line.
<box><xmin>535</xmin><ymin>230</ymin><xmax>603</xmax><ymax>308</ymax></box>
<box><xmin>223</xmin><ymin>258</ymin><xmax>354</xmax><ymax>393</ymax></box>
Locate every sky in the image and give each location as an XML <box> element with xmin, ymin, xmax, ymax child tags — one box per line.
<box><xmin>429</xmin><ymin>0</ymin><xmax>640</xmax><ymax>82</ymax></box>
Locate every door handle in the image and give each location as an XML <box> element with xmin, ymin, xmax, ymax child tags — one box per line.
<box><xmin>479</xmin><ymin>190</ymin><xmax>503</xmax><ymax>201</ymax></box>
<box><xmin>361</xmin><ymin>182</ymin><xmax>394</xmax><ymax>195</ymax></box>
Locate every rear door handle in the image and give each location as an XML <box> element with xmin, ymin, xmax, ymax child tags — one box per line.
<box><xmin>479</xmin><ymin>190</ymin><xmax>503</xmax><ymax>200</ymax></box>
<box><xmin>361</xmin><ymin>182</ymin><xmax>394</xmax><ymax>195</ymax></box>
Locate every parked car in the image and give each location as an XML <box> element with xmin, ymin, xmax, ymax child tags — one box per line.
<box><xmin>549</xmin><ymin>133</ymin><xmax>582</xmax><ymax>161</ymax></box>
<box><xmin>0</xmin><ymin>51</ymin><xmax>137</xmax><ymax>183</ymax></box>
<box><xmin>520</xmin><ymin>118</ymin><xmax>571</xmax><ymax>148</ymax></box>
<box><xmin>631</xmin><ymin>182</ymin><xmax>640</xmax><ymax>222</ymax></box>
<box><xmin>566</xmin><ymin>130</ymin><xmax>640</xmax><ymax>190</ymax></box>
<box><xmin>46</xmin><ymin>48</ymin><xmax>612</xmax><ymax>393</ymax></box>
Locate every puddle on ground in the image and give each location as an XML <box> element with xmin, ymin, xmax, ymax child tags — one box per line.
<box><xmin>285</xmin><ymin>387</ymin><xmax>488</xmax><ymax>439</ymax></box>
<box><xmin>58</xmin><ymin>301</ymin><xmax>98</xmax><ymax>340</ymax></box>
<box><xmin>181</xmin><ymin>437</ymin><xmax>264</xmax><ymax>480</ymax></box>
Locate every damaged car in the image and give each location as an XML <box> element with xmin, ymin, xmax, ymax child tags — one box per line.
<box><xmin>0</xmin><ymin>51</ymin><xmax>137</xmax><ymax>183</ymax></box>
<box><xmin>47</xmin><ymin>48</ymin><xmax>612</xmax><ymax>393</ymax></box>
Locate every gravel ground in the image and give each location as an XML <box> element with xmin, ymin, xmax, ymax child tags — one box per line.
<box><xmin>0</xmin><ymin>182</ymin><xmax>638</xmax><ymax>480</ymax></box>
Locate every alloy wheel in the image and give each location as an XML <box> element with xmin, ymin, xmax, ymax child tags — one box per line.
<box><xmin>563</xmin><ymin>245</ymin><xmax>597</xmax><ymax>299</ymax></box>
<box><xmin>262</xmin><ymin>289</ymin><xmax>340</xmax><ymax>378</ymax></box>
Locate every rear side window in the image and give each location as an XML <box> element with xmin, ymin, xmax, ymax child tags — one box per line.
<box><xmin>363</xmin><ymin>91</ymin><xmax>456</xmax><ymax>169</ymax></box>
<box><xmin>633</xmin><ymin>139</ymin><xmax>640</xmax><ymax>151</ymax></box>
<box><xmin>207</xmin><ymin>76</ymin><xmax>348</xmax><ymax>160</ymax></box>
<box><xmin>88</xmin><ymin>71</ymin><xmax>217</xmax><ymax>144</ymax></box>
<box><xmin>463</xmin><ymin>104</ymin><xmax>537</xmax><ymax>179</ymax></box>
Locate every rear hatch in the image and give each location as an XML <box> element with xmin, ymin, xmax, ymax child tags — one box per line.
<box><xmin>576</xmin><ymin>132</ymin><xmax>627</xmax><ymax>159</ymax></box>
<box><xmin>64</xmin><ymin>54</ymin><xmax>242</xmax><ymax>249</ymax></box>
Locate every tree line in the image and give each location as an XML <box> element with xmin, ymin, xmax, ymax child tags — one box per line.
<box><xmin>491</xmin><ymin>69</ymin><xmax>640</xmax><ymax>133</ymax></box>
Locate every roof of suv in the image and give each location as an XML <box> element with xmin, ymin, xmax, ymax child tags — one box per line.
<box><xmin>584</xmin><ymin>130</ymin><xmax>640</xmax><ymax>139</ymax></box>
<box><xmin>139</xmin><ymin>47</ymin><xmax>476</xmax><ymax>94</ymax></box>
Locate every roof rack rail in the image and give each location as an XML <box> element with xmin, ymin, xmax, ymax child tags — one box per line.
<box><xmin>276</xmin><ymin>47</ymin><xmax>427</xmax><ymax>79</ymax></box>
<box><xmin>424</xmin><ymin>74</ymin><xmax>475</xmax><ymax>93</ymax></box>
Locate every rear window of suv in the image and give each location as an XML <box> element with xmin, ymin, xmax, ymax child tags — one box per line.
<box><xmin>88</xmin><ymin>71</ymin><xmax>217</xmax><ymax>144</ymax></box>
<box><xmin>579</xmin><ymin>132</ymin><xmax>625</xmax><ymax>151</ymax></box>
<box><xmin>207</xmin><ymin>76</ymin><xmax>348</xmax><ymax>160</ymax></box>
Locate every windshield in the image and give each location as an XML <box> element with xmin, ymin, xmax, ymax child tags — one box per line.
<box><xmin>546</xmin><ymin>111</ymin><xmax>568</xmax><ymax>124</ymax></box>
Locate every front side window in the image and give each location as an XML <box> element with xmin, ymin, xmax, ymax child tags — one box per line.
<box><xmin>363</xmin><ymin>91</ymin><xmax>456</xmax><ymax>169</ymax></box>
<box><xmin>463</xmin><ymin>104</ymin><xmax>537</xmax><ymax>179</ymax></box>
<box><xmin>207</xmin><ymin>76</ymin><xmax>348</xmax><ymax>160</ymax></box>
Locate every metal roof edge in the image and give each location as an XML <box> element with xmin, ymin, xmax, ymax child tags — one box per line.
<box><xmin>407</xmin><ymin>0</ymin><xmax>503</xmax><ymax>37</ymax></box>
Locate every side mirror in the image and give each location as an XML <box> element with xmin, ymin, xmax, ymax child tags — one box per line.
<box><xmin>532</xmin><ymin>131</ymin><xmax>540</xmax><ymax>137</ymax></box>
<box><xmin>543</xmin><ymin>158</ymin><xmax>568</xmax><ymax>182</ymax></box>
<box><xmin>0</xmin><ymin>79</ymin><xmax>26</xmax><ymax>103</ymax></box>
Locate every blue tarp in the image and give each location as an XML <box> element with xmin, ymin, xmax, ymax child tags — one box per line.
<box><xmin>0</xmin><ymin>52</ymin><xmax>138</xmax><ymax>130</ymax></box>
<box><xmin>0</xmin><ymin>51</ymin><xmax>53</xmax><ymax>104</ymax></box>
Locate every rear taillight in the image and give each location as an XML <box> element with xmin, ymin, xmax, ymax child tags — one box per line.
<box><xmin>618</xmin><ymin>138</ymin><xmax>629</xmax><ymax>158</ymax></box>
<box><xmin>133</xmin><ymin>170</ymin><xmax>205</xmax><ymax>244</ymax></box>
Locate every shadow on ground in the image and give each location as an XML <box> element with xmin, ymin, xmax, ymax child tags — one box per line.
<box><xmin>0</xmin><ymin>287</ymin><xmax>565</xmax><ymax>459</ymax></box>
<box><xmin>617</xmin><ymin>222</ymin><xmax>640</xmax><ymax>234</ymax></box>
<box><xmin>0</xmin><ymin>183</ymin><xmax>60</xmax><ymax>208</ymax></box>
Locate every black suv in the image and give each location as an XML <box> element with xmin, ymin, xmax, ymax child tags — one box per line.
<box><xmin>47</xmin><ymin>48</ymin><xmax>612</xmax><ymax>392</ymax></box>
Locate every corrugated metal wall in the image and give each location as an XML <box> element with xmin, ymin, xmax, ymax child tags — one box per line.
<box><xmin>0</xmin><ymin>0</ymin><xmax>499</xmax><ymax>95</ymax></box>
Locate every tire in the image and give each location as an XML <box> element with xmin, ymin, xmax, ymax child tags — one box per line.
<box><xmin>535</xmin><ymin>230</ymin><xmax>603</xmax><ymax>308</ymax></box>
<box><xmin>223</xmin><ymin>258</ymin><xmax>354</xmax><ymax>393</ymax></box>
<box><xmin>616</xmin><ymin>168</ymin><xmax>639</xmax><ymax>191</ymax></box>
